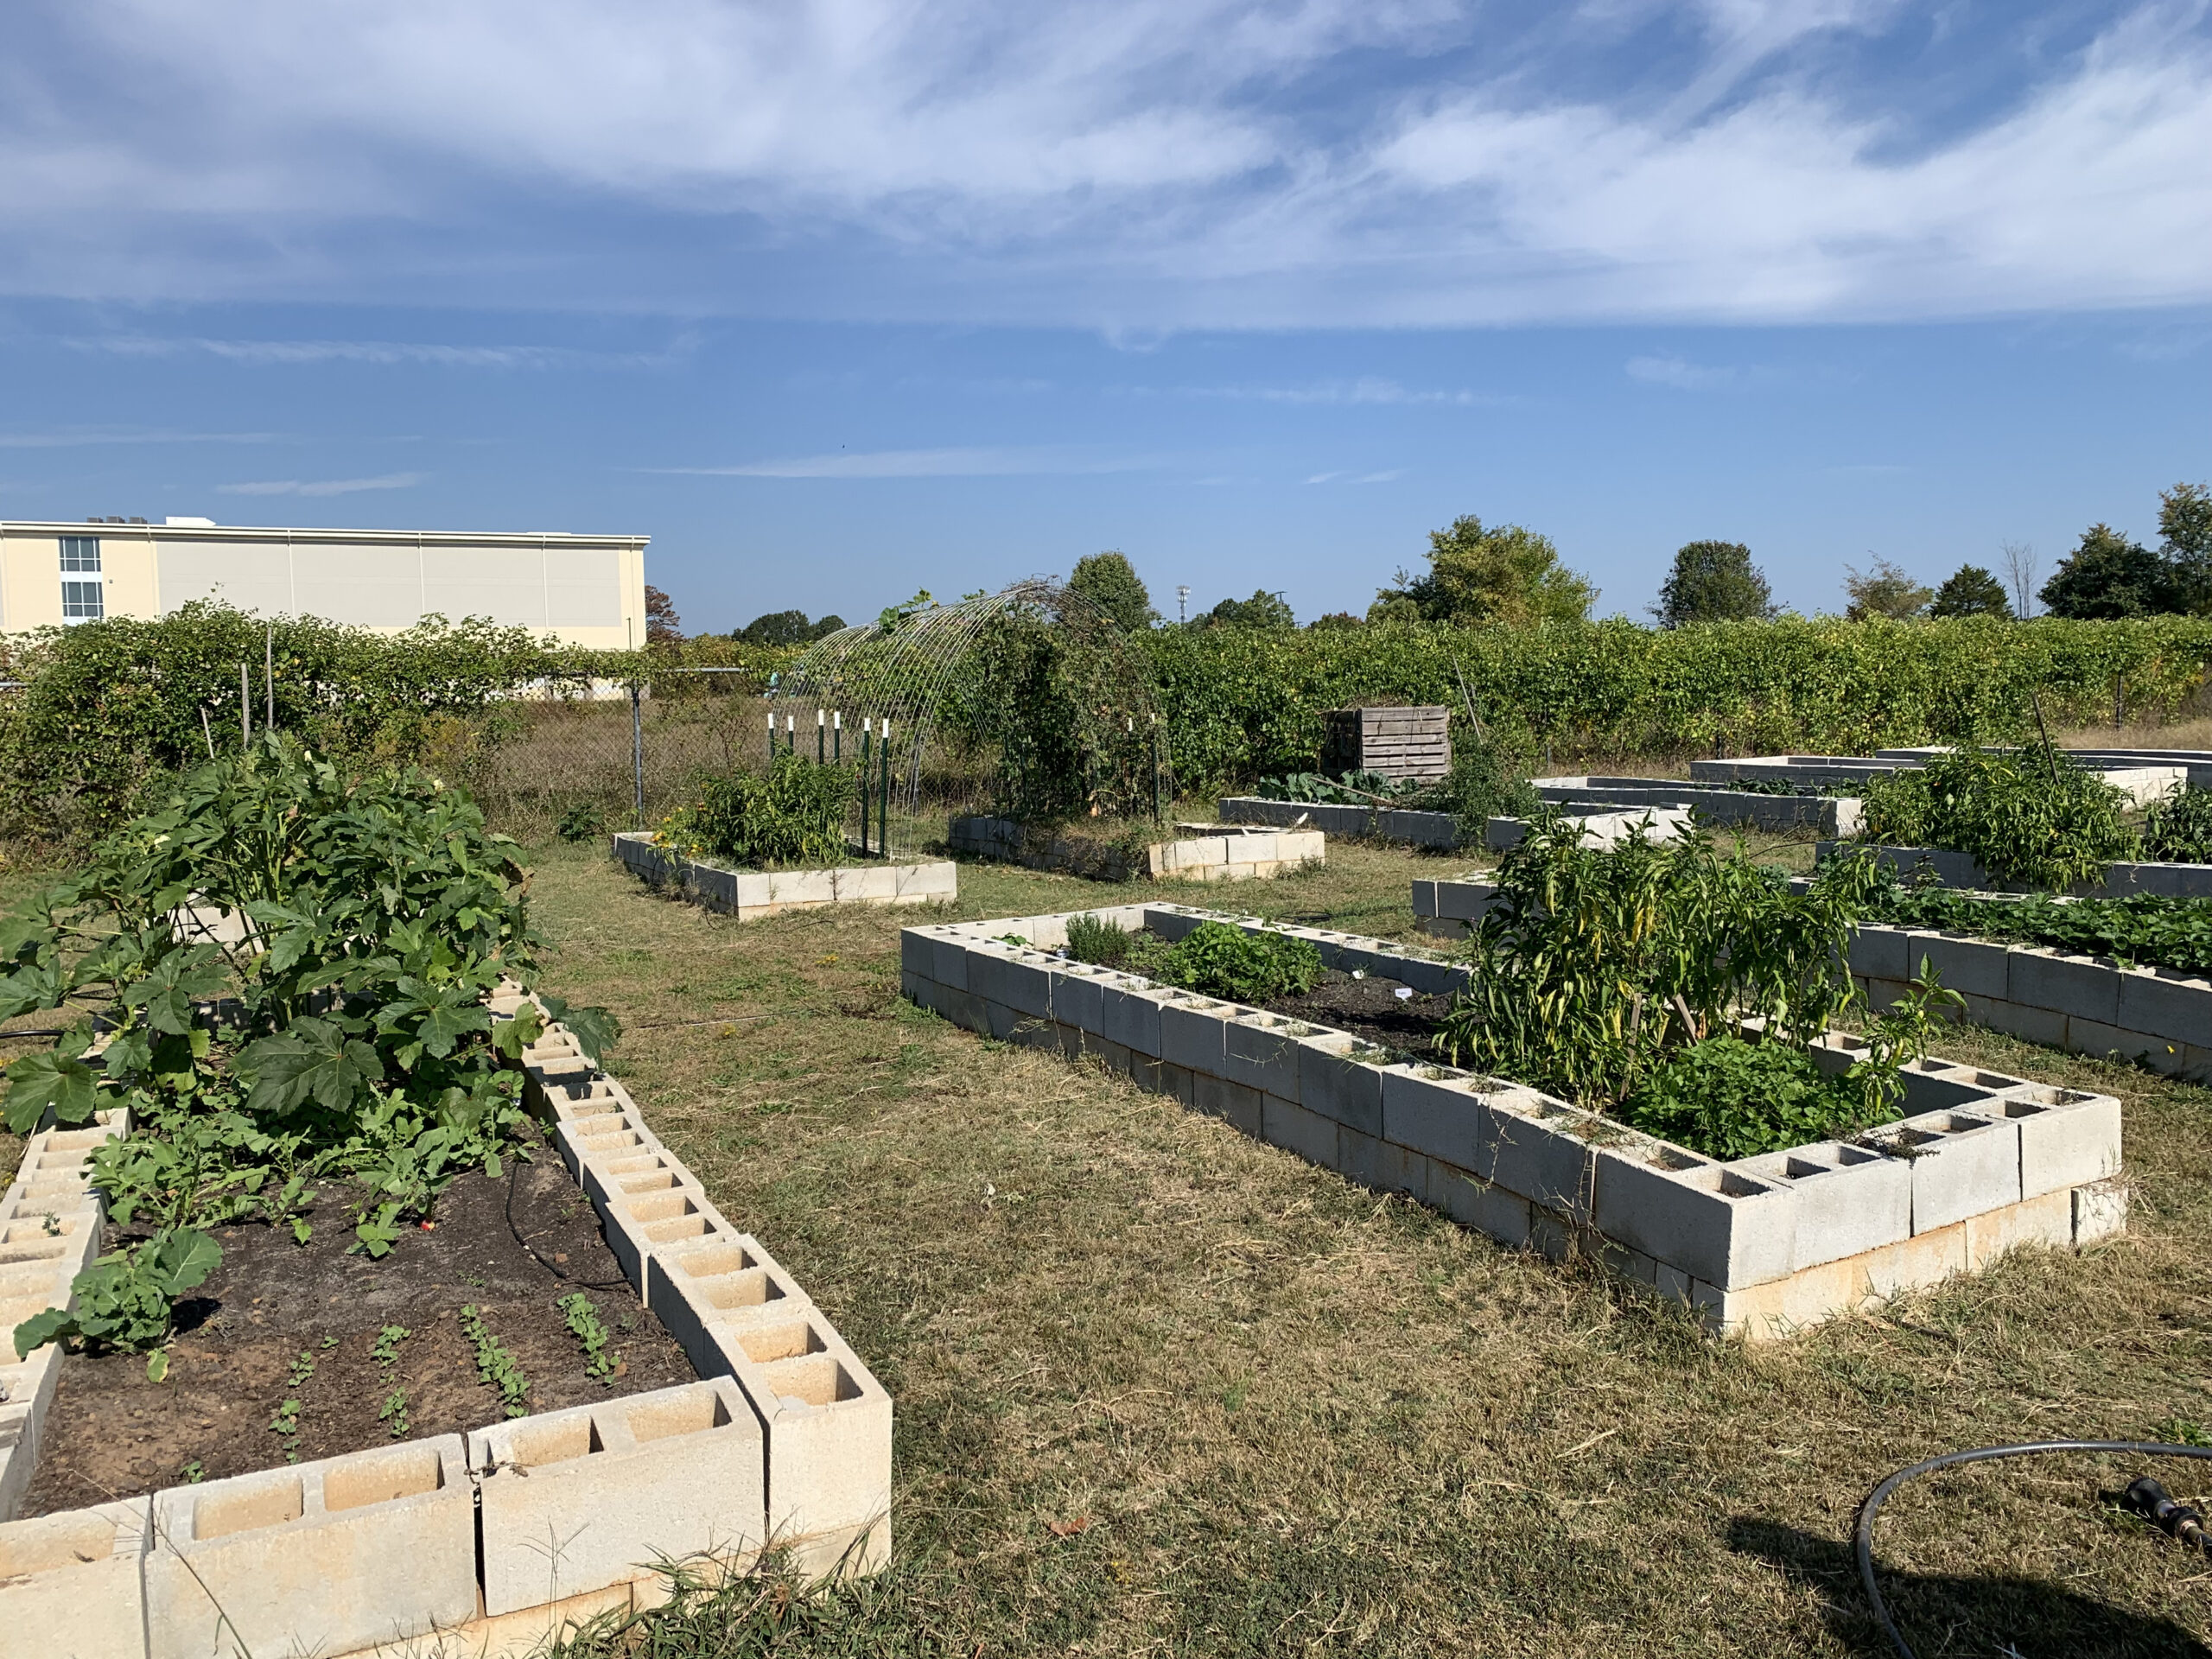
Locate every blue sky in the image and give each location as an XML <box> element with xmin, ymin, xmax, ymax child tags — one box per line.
<box><xmin>2</xmin><ymin>1</ymin><xmax>2207</xmax><ymax>632</ymax></box>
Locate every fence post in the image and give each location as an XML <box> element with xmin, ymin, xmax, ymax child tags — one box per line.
<box><xmin>860</xmin><ymin>721</ymin><xmax>872</xmax><ymax>855</ymax></box>
<box><xmin>880</xmin><ymin>719</ymin><xmax>893</xmax><ymax>858</ymax></box>
<box><xmin>631</xmin><ymin>680</ymin><xmax>645</xmax><ymax>829</ymax></box>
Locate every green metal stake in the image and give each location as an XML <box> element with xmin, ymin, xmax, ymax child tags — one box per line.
<box><xmin>833</xmin><ymin>710</ymin><xmax>842</xmax><ymax>763</ymax></box>
<box><xmin>859</xmin><ymin>721</ymin><xmax>872</xmax><ymax>855</ymax></box>
<box><xmin>880</xmin><ymin>719</ymin><xmax>893</xmax><ymax>859</ymax></box>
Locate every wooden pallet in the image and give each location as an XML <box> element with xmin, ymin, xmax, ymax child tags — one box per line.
<box><xmin>1322</xmin><ymin>705</ymin><xmax>1451</xmax><ymax>780</ymax></box>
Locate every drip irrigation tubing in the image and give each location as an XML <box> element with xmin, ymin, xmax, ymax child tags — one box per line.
<box><xmin>1856</xmin><ymin>1439</ymin><xmax>2212</xmax><ymax>1659</ymax></box>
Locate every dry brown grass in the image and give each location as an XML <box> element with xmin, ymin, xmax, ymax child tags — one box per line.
<box><xmin>524</xmin><ymin>836</ymin><xmax>2212</xmax><ymax>1657</ymax></box>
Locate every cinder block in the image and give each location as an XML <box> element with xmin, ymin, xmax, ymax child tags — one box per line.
<box><xmin>600</xmin><ymin>1185</ymin><xmax>743</xmax><ymax>1291</ymax></box>
<box><xmin>1049</xmin><ymin>967</ymin><xmax>1107</xmax><ymax>1035</ymax></box>
<box><xmin>2007</xmin><ymin>950</ymin><xmax>2119</xmax><ymax>1023</ymax></box>
<box><xmin>1921</xmin><ymin>933</ymin><xmax>2009</xmax><ymax>1001</ymax></box>
<box><xmin>1099</xmin><ymin>983</ymin><xmax>1165</xmax><ymax>1057</ymax></box>
<box><xmin>2074</xmin><ymin>1177</ymin><xmax>2129</xmax><ymax>1243</ymax></box>
<box><xmin>1297</xmin><ymin>1035</ymin><xmax>1385</xmax><ymax>1135</ymax></box>
<box><xmin>899</xmin><ymin>929</ymin><xmax>935</xmax><ymax>979</ymax></box>
<box><xmin>969</xmin><ymin>952</ymin><xmax>1052</xmax><ymax>1020</ymax></box>
<box><xmin>1969</xmin><ymin>995</ymin><xmax>2069</xmax><ymax>1050</ymax></box>
<box><xmin>1869</xmin><ymin>1109</ymin><xmax>2022</xmax><ymax>1233</ymax></box>
<box><xmin>1964</xmin><ymin>1189</ymin><xmax>2075</xmax><ymax>1265</ymax></box>
<box><xmin>0</xmin><ymin>1497</ymin><xmax>149</xmax><ymax>1659</ymax></box>
<box><xmin>646</xmin><ymin>1236</ymin><xmax>817</xmax><ymax>1379</ymax></box>
<box><xmin>1730</xmin><ymin>1141</ymin><xmax>1912</xmax><ymax>1271</ymax></box>
<box><xmin>1478</xmin><ymin>1095</ymin><xmax>1597</xmax><ymax>1221</ymax></box>
<box><xmin>1864</xmin><ymin>1217</ymin><xmax>1969</xmax><ymax>1299</ymax></box>
<box><xmin>929</xmin><ymin>934</ymin><xmax>970</xmax><ymax>991</ymax></box>
<box><xmin>1261</xmin><ymin>1096</ymin><xmax>1339</xmax><ymax>1169</ymax></box>
<box><xmin>1338</xmin><ymin>1127</ymin><xmax>1423</xmax><ymax>1198</ymax></box>
<box><xmin>1846</xmin><ymin>925</ymin><xmax>1910</xmax><ymax>983</ymax></box>
<box><xmin>1224</xmin><ymin>1017</ymin><xmax>1304</xmax><ymax>1098</ymax></box>
<box><xmin>1380</xmin><ymin>1069</ymin><xmax>1490</xmax><ymax>1168</ymax></box>
<box><xmin>1190</xmin><ymin>1071</ymin><xmax>1264</xmax><ymax>1138</ymax></box>
<box><xmin>1592</xmin><ymin>1142</ymin><xmax>1796</xmax><ymax>1289</ymax></box>
<box><xmin>1159</xmin><ymin>999</ymin><xmax>1230</xmax><ymax>1074</ymax></box>
<box><xmin>714</xmin><ymin>1313</ymin><xmax>892</xmax><ymax>1546</ymax></box>
<box><xmin>472</xmin><ymin>1378</ymin><xmax>767</xmax><ymax>1617</ymax></box>
<box><xmin>1985</xmin><ymin>1086</ymin><xmax>2125</xmax><ymax>1198</ymax></box>
<box><xmin>147</xmin><ymin>1436</ymin><xmax>477</xmax><ymax>1659</ymax></box>
<box><xmin>1425</xmin><ymin>1160</ymin><xmax>1533</xmax><ymax>1249</ymax></box>
<box><xmin>2117</xmin><ymin>968</ymin><xmax>2212</xmax><ymax>1046</ymax></box>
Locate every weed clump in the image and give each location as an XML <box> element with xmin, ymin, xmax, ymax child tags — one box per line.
<box><xmin>658</xmin><ymin>752</ymin><xmax>857</xmax><ymax>869</ymax></box>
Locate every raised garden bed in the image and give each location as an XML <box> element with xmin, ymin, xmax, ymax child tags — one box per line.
<box><xmin>1694</xmin><ymin>751</ymin><xmax>2187</xmax><ymax>808</ymax></box>
<box><xmin>0</xmin><ymin>998</ymin><xmax>893</xmax><ymax>1659</ymax></box>
<box><xmin>1535</xmin><ymin>774</ymin><xmax>1862</xmax><ymax>837</ymax></box>
<box><xmin>612</xmin><ymin>830</ymin><xmax>956</xmax><ymax>917</ymax></box>
<box><xmin>1815</xmin><ymin>840</ymin><xmax>2212</xmax><ymax>899</ymax></box>
<box><xmin>948</xmin><ymin>815</ymin><xmax>1323</xmax><ymax>881</ymax></box>
<box><xmin>1483</xmin><ymin>804</ymin><xmax>1691</xmax><ymax>853</ymax></box>
<box><xmin>1219</xmin><ymin>795</ymin><xmax>1465</xmax><ymax>849</ymax></box>
<box><xmin>900</xmin><ymin>906</ymin><xmax>2127</xmax><ymax>1339</ymax></box>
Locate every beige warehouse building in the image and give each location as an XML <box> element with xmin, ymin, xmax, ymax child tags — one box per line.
<box><xmin>0</xmin><ymin>518</ymin><xmax>649</xmax><ymax>648</ymax></box>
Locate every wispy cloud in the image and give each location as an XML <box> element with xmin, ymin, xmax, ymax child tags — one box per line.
<box><xmin>1306</xmin><ymin>467</ymin><xmax>1406</xmax><ymax>484</ymax></box>
<box><xmin>0</xmin><ymin>3</ymin><xmax>2202</xmax><ymax>323</ymax></box>
<box><xmin>0</xmin><ymin>427</ymin><xmax>281</xmax><ymax>448</ymax></box>
<box><xmin>217</xmin><ymin>472</ymin><xmax>427</xmax><ymax>496</ymax></box>
<box><xmin>70</xmin><ymin>335</ymin><xmax>690</xmax><ymax>369</ymax></box>
<box><xmin>1625</xmin><ymin>354</ymin><xmax>1746</xmax><ymax>391</ymax></box>
<box><xmin>650</xmin><ymin>447</ymin><xmax>1162</xmax><ymax>479</ymax></box>
<box><xmin>1173</xmin><ymin>378</ymin><xmax>1502</xmax><ymax>407</ymax></box>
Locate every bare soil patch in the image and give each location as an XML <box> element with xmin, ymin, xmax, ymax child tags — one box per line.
<box><xmin>20</xmin><ymin>1134</ymin><xmax>696</xmax><ymax>1516</ymax></box>
<box><xmin>1257</xmin><ymin>967</ymin><xmax>1453</xmax><ymax>1055</ymax></box>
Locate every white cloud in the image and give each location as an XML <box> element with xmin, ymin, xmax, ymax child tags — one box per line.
<box><xmin>1625</xmin><ymin>354</ymin><xmax>1742</xmax><ymax>390</ymax></box>
<box><xmin>217</xmin><ymin>472</ymin><xmax>427</xmax><ymax>496</ymax></box>
<box><xmin>1306</xmin><ymin>467</ymin><xmax>1408</xmax><ymax>483</ymax></box>
<box><xmin>0</xmin><ymin>427</ymin><xmax>281</xmax><ymax>448</ymax></box>
<box><xmin>72</xmin><ymin>335</ymin><xmax>687</xmax><ymax>368</ymax></box>
<box><xmin>0</xmin><ymin>2</ymin><xmax>2203</xmax><ymax>323</ymax></box>
<box><xmin>1175</xmin><ymin>378</ymin><xmax>1499</xmax><ymax>405</ymax></box>
<box><xmin>653</xmin><ymin>446</ymin><xmax>1161</xmax><ymax>479</ymax></box>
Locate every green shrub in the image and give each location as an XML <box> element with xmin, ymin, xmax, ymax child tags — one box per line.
<box><xmin>1621</xmin><ymin>1038</ymin><xmax>1889</xmax><ymax>1162</ymax></box>
<box><xmin>1413</xmin><ymin>737</ymin><xmax>1540</xmax><ymax>835</ymax></box>
<box><xmin>13</xmin><ymin>1227</ymin><xmax>221</xmax><ymax>1381</ymax></box>
<box><xmin>1857</xmin><ymin>747</ymin><xmax>2136</xmax><ymax>889</ymax></box>
<box><xmin>2143</xmin><ymin>785</ymin><xmax>2212</xmax><ymax>864</ymax></box>
<box><xmin>658</xmin><ymin>752</ymin><xmax>856</xmax><ymax>868</ymax></box>
<box><xmin>1154</xmin><ymin>922</ymin><xmax>1324</xmax><ymax>1003</ymax></box>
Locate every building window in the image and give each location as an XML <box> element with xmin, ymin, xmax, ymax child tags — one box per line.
<box><xmin>60</xmin><ymin>537</ymin><xmax>105</xmax><ymax>620</ymax></box>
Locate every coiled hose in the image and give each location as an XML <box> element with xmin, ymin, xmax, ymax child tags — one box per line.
<box><xmin>1857</xmin><ymin>1440</ymin><xmax>2212</xmax><ymax>1659</ymax></box>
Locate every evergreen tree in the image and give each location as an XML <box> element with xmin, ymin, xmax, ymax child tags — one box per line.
<box><xmin>1650</xmin><ymin>540</ymin><xmax>1775</xmax><ymax>626</ymax></box>
<box><xmin>1928</xmin><ymin>564</ymin><xmax>2012</xmax><ymax>618</ymax></box>
<box><xmin>2039</xmin><ymin>524</ymin><xmax>2181</xmax><ymax>619</ymax></box>
<box><xmin>1067</xmin><ymin>551</ymin><xmax>1154</xmax><ymax>631</ymax></box>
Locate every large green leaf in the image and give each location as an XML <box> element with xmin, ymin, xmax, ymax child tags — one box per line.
<box><xmin>238</xmin><ymin>1018</ymin><xmax>382</xmax><ymax>1116</ymax></box>
<box><xmin>147</xmin><ymin>1229</ymin><xmax>222</xmax><ymax>1295</ymax></box>
<box><xmin>11</xmin><ymin>1306</ymin><xmax>73</xmax><ymax>1357</ymax></box>
<box><xmin>539</xmin><ymin>996</ymin><xmax>621</xmax><ymax>1066</ymax></box>
<box><xmin>2</xmin><ymin>1050</ymin><xmax>102</xmax><ymax>1133</ymax></box>
<box><xmin>122</xmin><ymin>946</ymin><xmax>227</xmax><ymax>1037</ymax></box>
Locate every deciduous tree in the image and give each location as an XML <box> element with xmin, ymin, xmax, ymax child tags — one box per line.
<box><xmin>1651</xmin><ymin>541</ymin><xmax>1775</xmax><ymax>626</ymax></box>
<box><xmin>1377</xmin><ymin>514</ymin><xmax>1596</xmax><ymax>626</ymax></box>
<box><xmin>1068</xmin><ymin>551</ymin><xmax>1155</xmax><ymax>632</ymax></box>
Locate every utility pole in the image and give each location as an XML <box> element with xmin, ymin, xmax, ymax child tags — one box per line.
<box><xmin>1177</xmin><ymin>585</ymin><xmax>1190</xmax><ymax>624</ymax></box>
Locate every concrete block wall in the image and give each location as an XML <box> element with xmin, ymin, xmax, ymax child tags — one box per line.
<box><xmin>1218</xmin><ymin>796</ymin><xmax>1465</xmax><ymax>849</ymax></box>
<box><xmin>902</xmin><ymin>907</ymin><xmax>2126</xmax><ymax>1339</ymax></box>
<box><xmin>1815</xmin><ymin>840</ymin><xmax>2212</xmax><ymax>899</ymax></box>
<box><xmin>949</xmin><ymin>816</ymin><xmax>1325</xmax><ymax>881</ymax></box>
<box><xmin>0</xmin><ymin>996</ymin><xmax>892</xmax><ymax>1657</ymax></box>
<box><xmin>1533</xmin><ymin>776</ymin><xmax>1863</xmax><ymax>837</ymax></box>
<box><xmin>612</xmin><ymin>832</ymin><xmax>956</xmax><ymax>918</ymax></box>
<box><xmin>1484</xmin><ymin>804</ymin><xmax>1692</xmax><ymax>853</ymax></box>
<box><xmin>1849</xmin><ymin>924</ymin><xmax>2212</xmax><ymax>1084</ymax></box>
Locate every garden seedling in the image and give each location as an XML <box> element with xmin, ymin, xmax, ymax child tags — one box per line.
<box><xmin>372</xmin><ymin>1324</ymin><xmax>412</xmax><ymax>1438</ymax></box>
<box><xmin>557</xmin><ymin>1291</ymin><xmax>620</xmax><ymax>1382</ymax></box>
<box><xmin>460</xmin><ymin>1304</ymin><xmax>531</xmax><ymax>1417</ymax></box>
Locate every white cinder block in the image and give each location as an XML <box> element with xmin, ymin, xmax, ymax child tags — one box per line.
<box><xmin>1987</xmin><ymin>1086</ymin><xmax>2125</xmax><ymax>1198</ymax></box>
<box><xmin>1159</xmin><ymin>999</ymin><xmax>1230</xmax><ymax>1074</ymax></box>
<box><xmin>1478</xmin><ymin>1094</ymin><xmax>1598</xmax><ymax>1221</ymax></box>
<box><xmin>1730</xmin><ymin>1141</ymin><xmax>1913</xmax><ymax>1270</ymax></box>
<box><xmin>2074</xmin><ymin>1177</ymin><xmax>2129</xmax><ymax>1243</ymax></box>
<box><xmin>1592</xmin><ymin>1142</ymin><xmax>1796</xmax><ymax>1289</ymax></box>
<box><xmin>1048</xmin><ymin>966</ymin><xmax>1107</xmax><ymax>1035</ymax></box>
<box><xmin>599</xmin><ymin>1184</ymin><xmax>744</xmax><ymax>1291</ymax></box>
<box><xmin>1921</xmin><ymin>933</ymin><xmax>2009</xmax><ymax>1001</ymax></box>
<box><xmin>2117</xmin><ymin>969</ymin><xmax>2212</xmax><ymax>1046</ymax></box>
<box><xmin>147</xmin><ymin>1437</ymin><xmax>476</xmax><ymax>1659</ymax></box>
<box><xmin>1099</xmin><ymin>982</ymin><xmax>1166</xmax><ymax>1057</ymax></box>
<box><xmin>2007</xmin><ymin>950</ymin><xmax>2119</xmax><ymax>1022</ymax></box>
<box><xmin>472</xmin><ymin>1378</ymin><xmax>767</xmax><ymax>1617</ymax></box>
<box><xmin>1872</xmin><ymin>1109</ymin><xmax>2023</xmax><ymax>1233</ymax></box>
<box><xmin>645</xmin><ymin>1235</ymin><xmax>817</xmax><ymax>1379</ymax></box>
<box><xmin>0</xmin><ymin>1497</ymin><xmax>149</xmax><ymax>1659</ymax></box>
<box><xmin>715</xmin><ymin>1313</ymin><xmax>892</xmax><ymax>1554</ymax></box>
<box><xmin>1261</xmin><ymin>1096</ymin><xmax>1339</xmax><ymax>1168</ymax></box>
<box><xmin>1847</xmin><ymin>925</ymin><xmax>1910</xmax><ymax>983</ymax></box>
<box><xmin>1296</xmin><ymin>1034</ymin><xmax>1384</xmax><ymax>1135</ymax></box>
<box><xmin>1224</xmin><ymin>1017</ymin><xmax>1304</xmax><ymax>1099</ymax></box>
<box><xmin>1425</xmin><ymin>1160</ymin><xmax>1534</xmax><ymax>1248</ymax></box>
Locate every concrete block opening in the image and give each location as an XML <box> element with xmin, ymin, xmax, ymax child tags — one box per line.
<box><xmin>645</xmin><ymin>1213</ymin><xmax>723</xmax><ymax>1245</ymax></box>
<box><xmin>762</xmin><ymin>1353</ymin><xmax>863</xmax><ymax>1408</ymax></box>
<box><xmin>505</xmin><ymin>1414</ymin><xmax>605</xmax><ymax>1469</ymax></box>
<box><xmin>325</xmin><ymin>1442</ymin><xmax>446</xmax><ymax>1510</ymax></box>
<box><xmin>194</xmin><ymin>1476</ymin><xmax>302</xmax><ymax>1540</ymax></box>
<box><xmin>736</xmin><ymin>1319</ymin><xmax>826</xmax><ymax>1365</ymax></box>
<box><xmin>625</xmin><ymin>1192</ymin><xmax>706</xmax><ymax>1225</ymax></box>
<box><xmin>0</xmin><ymin>1508</ymin><xmax>118</xmax><ymax>1574</ymax></box>
<box><xmin>669</xmin><ymin>1241</ymin><xmax>762</xmax><ymax>1280</ymax></box>
<box><xmin>627</xmin><ymin>1385</ymin><xmax>733</xmax><ymax>1443</ymax></box>
<box><xmin>697</xmin><ymin>1268</ymin><xmax>791</xmax><ymax>1313</ymax></box>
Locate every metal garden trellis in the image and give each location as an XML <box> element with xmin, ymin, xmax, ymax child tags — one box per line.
<box><xmin>760</xmin><ymin>578</ymin><xmax>1169</xmax><ymax>861</ymax></box>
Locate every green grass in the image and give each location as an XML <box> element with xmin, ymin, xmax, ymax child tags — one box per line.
<box><xmin>519</xmin><ymin>833</ymin><xmax>2212</xmax><ymax>1656</ymax></box>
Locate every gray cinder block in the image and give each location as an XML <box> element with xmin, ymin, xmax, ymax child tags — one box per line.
<box><xmin>1592</xmin><ymin>1143</ymin><xmax>1796</xmax><ymax>1290</ymax></box>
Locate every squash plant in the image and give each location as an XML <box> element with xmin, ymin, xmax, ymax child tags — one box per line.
<box><xmin>0</xmin><ymin>736</ymin><xmax>616</xmax><ymax>1277</ymax></box>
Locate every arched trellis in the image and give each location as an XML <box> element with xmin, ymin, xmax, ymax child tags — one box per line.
<box><xmin>765</xmin><ymin>579</ymin><xmax>1167</xmax><ymax>861</ymax></box>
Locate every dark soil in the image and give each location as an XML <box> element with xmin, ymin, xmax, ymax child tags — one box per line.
<box><xmin>1257</xmin><ymin>969</ymin><xmax>1454</xmax><ymax>1057</ymax></box>
<box><xmin>21</xmin><ymin>1138</ymin><xmax>698</xmax><ymax>1516</ymax></box>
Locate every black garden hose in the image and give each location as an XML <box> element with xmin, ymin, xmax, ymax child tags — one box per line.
<box><xmin>1856</xmin><ymin>1440</ymin><xmax>2212</xmax><ymax>1659</ymax></box>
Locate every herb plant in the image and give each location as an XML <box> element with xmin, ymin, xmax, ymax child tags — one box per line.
<box><xmin>1856</xmin><ymin>747</ymin><xmax>2136</xmax><ymax>889</ymax></box>
<box><xmin>1064</xmin><ymin>913</ymin><xmax>1135</xmax><ymax>968</ymax></box>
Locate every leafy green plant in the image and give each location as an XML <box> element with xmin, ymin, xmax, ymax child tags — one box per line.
<box><xmin>0</xmin><ymin>737</ymin><xmax>614</xmax><ymax>1273</ymax></box>
<box><xmin>373</xmin><ymin>1323</ymin><xmax>412</xmax><ymax>1437</ymax></box>
<box><xmin>1438</xmin><ymin>828</ymin><xmax>1882</xmax><ymax>1109</ymax></box>
<box><xmin>2142</xmin><ymin>785</ymin><xmax>2212</xmax><ymax>864</ymax></box>
<box><xmin>1856</xmin><ymin>747</ymin><xmax>2137</xmax><ymax>889</ymax></box>
<box><xmin>461</xmin><ymin>1304</ymin><xmax>531</xmax><ymax>1417</ymax></box>
<box><xmin>658</xmin><ymin>751</ymin><xmax>857</xmax><ymax>868</ymax></box>
<box><xmin>1864</xmin><ymin>882</ymin><xmax>2212</xmax><ymax>976</ymax></box>
<box><xmin>557</xmin><ymin>1291</ymin><xmax>619</xmax><ymax>1382</ymax></box>
<box><xmin>13</xmin><ymin>1227</ymin><xmax>221</xmax><ymax>1381</ymax></box>
<box><xmin>556</xmin><ymin>800</ymin><xmax>607</xmax><ymax>844</ymax></box>
<box><xmin>1153</xmin><ymin>923</ymin><xmax>1324</xmax><ymax>1003</ymax></box>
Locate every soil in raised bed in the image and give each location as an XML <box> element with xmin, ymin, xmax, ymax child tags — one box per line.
<box><xmin>19</xmin><ymin>1133</ymin><xmax>702</xmax><ymax>1516</ymax></box>
<box><xmin>1255</xmin><ymin>968</ymin><xmax>1456</xmax><ymax>1057</ymax></box>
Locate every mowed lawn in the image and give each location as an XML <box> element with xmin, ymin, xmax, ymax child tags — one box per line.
<box><xmin>520</xmin><ymin>834</ymin><xmax>2212</xmax><ymax>1658</ymax></box>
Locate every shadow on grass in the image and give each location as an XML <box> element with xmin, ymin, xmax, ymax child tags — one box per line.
<box><xmin>1730</xmin><ymin>1516</ymin><xmax>2209</xmax><ymax>1658</ymax></box>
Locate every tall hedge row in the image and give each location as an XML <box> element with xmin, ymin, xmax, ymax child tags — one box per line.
<box><xmin>1139</xmin><ymin>616</ymin><xmax>2212</xmax><ymax>787</ymax></box>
